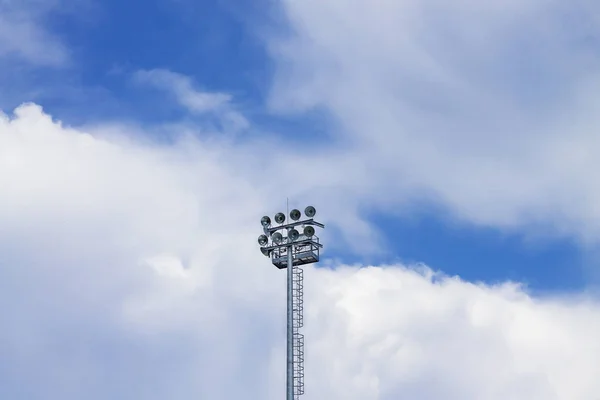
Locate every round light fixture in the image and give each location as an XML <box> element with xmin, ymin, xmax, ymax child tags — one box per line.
<box><xmin>304</xmin><ymin>206</ymin><xmax>316</xmax><ymax>218</ymax></box>
<box><xmin>258</xmin><ymin>234</ymin><xmax>268</xmax><ymax>246</ymax></box>
<box><xmin>261</xmin><ymin>216</ymin><xmax>271</xmax><ymax>227</ymax></box>
<box><xmin>290</xmin><ymin>209</ymin><xmax>301</xmax><ymax>221</ymax></box>
<box><xmin>303</xmin><ymin>226</ymin><xmax>315</xmax><ymax>238</ymax></box>
<box><xmin>272</xmin><ymin>232</ymin><xmax>283</xmax><ymax>244</ymax></box>
<box><xmin>288</xmin><ymin>229</ymin><xmax>300</xmax><ymax>242</ymax></box>
<box><xmin>260</xmin><ymin>247</ymin><xmax>271</xmax><ymax>257</ymax></box>
<box><xmin>274</xmin><ymin>212</ymin><xmax>286</xmax><ymax>224</ymax></box>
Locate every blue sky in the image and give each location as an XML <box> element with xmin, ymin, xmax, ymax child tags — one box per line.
<box><xmin>4</xmin><ymin>0</ymin><xmax>586</xmax><ymax>293</ymax></box>
<box><xmin>3</xmin><ymin>0</ymin><xmax>600</xmax><ymax>399</ymax></box>
<box><xmin>13</xmin><ymin>0</ymin><xmax>271</xmax><ymax>120</ymax></box>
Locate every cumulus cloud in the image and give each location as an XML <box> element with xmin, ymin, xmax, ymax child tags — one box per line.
<box><xmin>0</xmin><ymin>102</ymin><xmax>276</xmax><ymax>399</ymax></box>
<box><xmin>2</xmin><ymin>103</ymin><xmax>600</xmax><ymax>399</ymax></box>
<box><xmin>268</xmin><ymin>0</ymin><xmax>600</xmax><ymax>243</ymax></box>
<box><xmin>306</xmin><ymin>266</ymin><xmax>600</xmax><ymax>400</ymax></box>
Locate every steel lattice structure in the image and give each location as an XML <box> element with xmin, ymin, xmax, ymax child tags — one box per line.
<box><xmin>257</xmin><ymin>207</ymin><xmax>324</xmax><ymax>400</ymax></box>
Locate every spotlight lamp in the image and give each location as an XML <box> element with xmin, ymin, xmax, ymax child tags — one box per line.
<box><xmin>258</xmin><ymin>234</ymin><xmax>269</xmax><ymax>246</ymax></box>
<box><xmin>260</xmin><ymin>247</ymin><xmax>271</xmax><ymax>257</ymax></box>
<box><xmin>288</xmin><ymin>228</ymin><xmax>300</xmax><ymax>242</ymax></box>
<box><xmin>303</xmin><ymin>225</ymin><xmax>315</xmax><ymax>238</ymax></box>
<box><xmin>275</xmin><ymin>212</ymin><xmax>286</xmax><ymax>224</ymax></box>
<box><xmin>304</xmin><ymin>206</ymin><xmax>316</xmax><ymax>218</ymax></box>
<box><xmin>261</xmin><ymin>216</ymin><xmax>272</xmax><ymax>227</ymax></box>
<box><xmin>272</xmin><ymin>232</ymin><xmax>283</xmax><ymax>244</ymax></box>
<box><xmin>290</xmin><ymin>209</ymin><xmax>301</xmax><ymax>221</ymax></box>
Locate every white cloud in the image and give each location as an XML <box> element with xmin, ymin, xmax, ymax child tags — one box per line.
<box><xmin>2</xmin><ymin>103</ymin><xmax>600</xmax><ymax>399</ymax></box>
<box><xmin>0</xmin><ymin>0</ymin><xmax>73</xmax><ymax>66</ymax></box>
<box><xmin>305</xmin><ymin>266</ymin><xmax>600</xmax><ymax>399</ymax></box>
<box><xmin>133</xmin><ymin>69</ymin><xmax>250</xmax><ymax>132</ymax></box>
<box><xmin>268</xmin><ymin>0</ymin><xmax>600</xmax><ymax>244</ymax></box>
<box><xmin>134</xmin><ymin>69</ymin><xmax>231</xmax><ymax>113</ymax></box>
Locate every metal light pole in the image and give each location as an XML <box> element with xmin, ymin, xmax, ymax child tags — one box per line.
<box><xmin>257</xmin><ymin>206</ymin><xmax>324</xmax><ymax>400</ymax></box>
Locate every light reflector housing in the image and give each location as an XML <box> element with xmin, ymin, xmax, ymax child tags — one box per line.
<box><xmin>275</xmin><ymin>212</ymin><xmax>286</xmax><ymax>224</ymax></box>
<box><xmin>290</xmin><ymin>209</ymin><xmax>301</xmax><ymax>221</ymax></box>
<box><xmin>272</xmin><ymin>232</ymin><xmax>283</xmax><ymax>244</ymax></box>
<box><xmin>303</xmin><ymin>226</ymin><xmax>315</xmax><ymax>238</ymax></box>
<box><xmin>304</xmin><ymin>206</ymin><xmax>316</xmax><ymax>218</ymax></box>
<box><xmin>288</xmin><ymin>229</ymin><xmax>300</xmax><ymax>241</ymax></box>
<box><xmin>261</xmin><ymin>216</ymin><xmax>271</xmax><ymax>227</ymax></box>
<box><xmin>258</xmin><ymin>234</ymin><xmax>268</xmax><ymax>246</ymax></box>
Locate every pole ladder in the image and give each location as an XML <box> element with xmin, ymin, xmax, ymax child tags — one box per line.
<box><xmin>292</xmin><ymin>263</ymin><xmax>305</xmax><ymax>398</ymax></box>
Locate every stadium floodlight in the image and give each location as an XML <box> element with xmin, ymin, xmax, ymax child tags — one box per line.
<box><xmin>275</xmin><ymin>212</ymin><xmax>286</xmax><ymax>224</ymax></box>
<box><xmin>257</xmin><ymin>205</ymin><xmax>324</xmax><ymax>400</ymax></box>
<box><xmin>303</xmin><ymin>226</ymin><xmax>315</xmax><ymax>238</ymax></box>
<box><xmin>304</xmin><ymin>206</ymin><xmax>316</xmax><ymax>218</ymax></box>
<box><xmin>272</xmin><ymin>232</ymin><xmax>283</xmax><ymax>244</ymax></box>
<box><xmin>261</xmin><ymin>216</ymin><xmax>272</xmax><ymax>227</ymax></box>
<box><xmin>288</xmin><ymin>228</ymin><xmax>300</xmax><ymax>241</ymax></box>
<box><xmin>290</xmin><ymin>209</ymin><xmax>301</xmax><ymax>221</ymax></box>
<box><xmin>258</xmin><ymin>235</ymin><xmax>269</xmax><ymax>246</ymax></box>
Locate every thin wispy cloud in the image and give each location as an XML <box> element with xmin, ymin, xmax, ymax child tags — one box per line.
<box><xmin>0</xmin><ymin>0</ymin><xmax>72</xmax><ymax>66</ymax></box>
<box><xmin>134</xmin><ymin>68</ymin><xmax>249</xmax><ymax>132</ymax></box>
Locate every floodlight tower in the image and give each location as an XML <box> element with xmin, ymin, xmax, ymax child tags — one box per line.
<box><xmin>258</xmin><ymin>206</ymin><xmax>324</xmax><ymax>400</ymax></box>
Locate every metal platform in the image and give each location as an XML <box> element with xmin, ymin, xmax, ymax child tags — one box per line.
<box><xmin>268</xmin><ymin>236</ymin><xmax>322</xmax><ymax>269</ymax></box>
